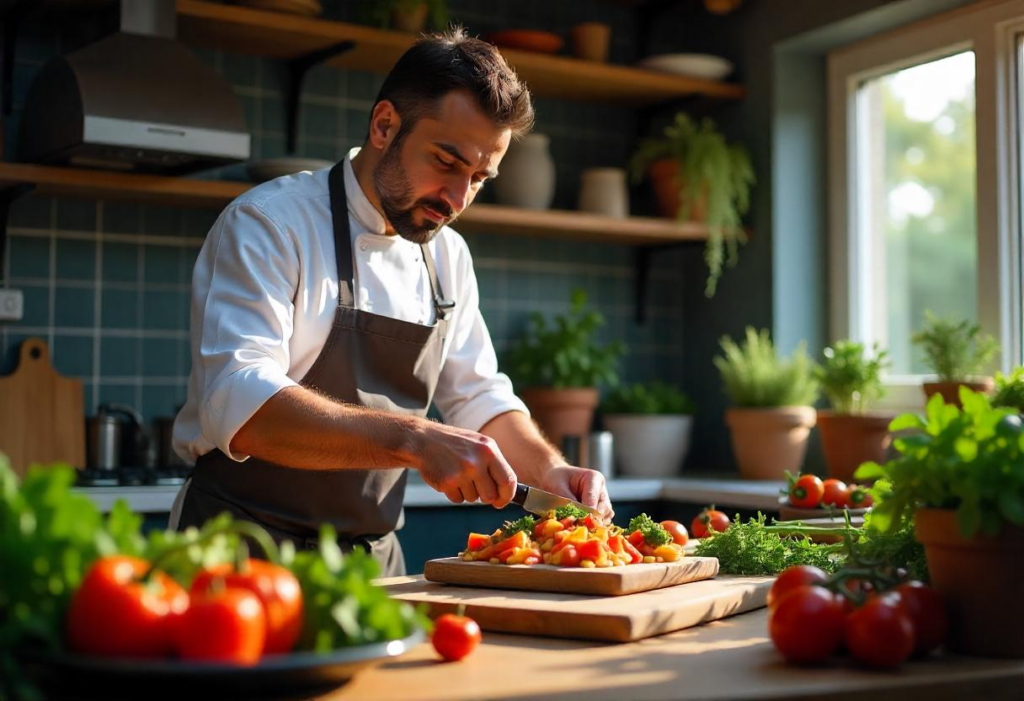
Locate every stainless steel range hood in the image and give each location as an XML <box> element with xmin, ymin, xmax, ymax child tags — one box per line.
<box><xmin>18</xmin><ymin>0</ymin><xmax>250</xmax><ymax>173</ymax></box>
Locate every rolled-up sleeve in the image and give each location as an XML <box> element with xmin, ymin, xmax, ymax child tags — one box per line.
<box><xmin>192</xmin><ymin>203</ymin><xmax>300</xmax><ymax>461</ymax></box>
<box><xmin>432</xmin><ymin>243</ymin><xmax>529</xmax><ymax>432</ymax></box>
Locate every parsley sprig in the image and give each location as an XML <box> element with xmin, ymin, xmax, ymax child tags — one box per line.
<box><xmin>627</xmin><ymin>514</ymin><xmax>673</xmax><ymax>547</ymax></box>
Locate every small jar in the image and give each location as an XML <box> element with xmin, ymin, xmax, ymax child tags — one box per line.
<box><xmin>578</xmin><ymin>167</ymin><xmax>629</xmax><ymax>218</ymax></box>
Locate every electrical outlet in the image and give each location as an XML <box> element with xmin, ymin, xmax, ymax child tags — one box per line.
<box><xmin>0</xmin><ymin>289</ymin><xmax>24</xmax><ymax>321</ymax></box>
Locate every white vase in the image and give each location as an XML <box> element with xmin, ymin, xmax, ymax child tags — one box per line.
<box><xmin>603</xmin><ymin>414</ymin><xmax>694</xmax><ymax>478</ymax></box>
<box><xmin>578</xmin><ymin>167</ymin><xmax>629</xmax><ymax>218</ymax></box>
<box><xmin>494</xmin><ymin>133</ymin><xmax>556</xmax><ymax>210</ymax></box>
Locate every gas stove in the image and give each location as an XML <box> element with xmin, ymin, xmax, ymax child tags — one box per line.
<box><xmin>76</xmin><ymin>466</ymin><xmax>191</xmax><ymax>488</ymax></box>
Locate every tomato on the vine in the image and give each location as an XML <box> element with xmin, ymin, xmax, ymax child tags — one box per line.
<box><xmin>821</xmin><ymin>479</ymin><xmax>848</xmax><ymax>508</ymax></box>
<box><xmin>768</xmin><ymin>586</ymin><xmax>845</xmax><ymax>663</ymax></box>
<box><xmin>432</xmin><ymin>612</ymin><xmax>482</xmax><ymax>661</ymax></box>
<box><xmin>767</xmin><ymin>566</ymin><xmax>829</xmax><ymax>609</ymax></box>
<box><xmin>691</xmin><ymin>509</ymin><xmax>729</xmax><ymax>538</ymax></box>
<box><xmin>895</xmin><ymin>581</ymin><xmax>948</xmax><ymax>656</ymax></box>
<box><xmin>660</xmin><ymin>520</ymin><xmax>689</xmax><ymax>546</ymax></box>
<box><xmin>67</xmin><ymin>555</ymin><xmax>188</xmax><ymax>658</ymax></box>
<box><xmin>844</xmin><ymin>593</ymin><xmax>915</xmax><ymax>668</ymax></box>
<box><xmin>192</xmin><ymin>559</ymin><xmax>303</xmax><ymax>654</ymax></box>
<box><xmin>788</xmin><ymin>475</ymin><xmax>824</xmax><ymax>509</ymax></box>
<box><xmin>846</xmin><ymin>486</ymin><xmax>874</xmax><ymax>509</ymax></box>
<box><xmin>176</xmin><ymin>587</ymin><xmax>267</xmax><ymax>665</ymax></box>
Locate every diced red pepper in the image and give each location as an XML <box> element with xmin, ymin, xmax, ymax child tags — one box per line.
<box><xmin>466</xmin><ymin>533</ymin><xmax>492</xmax><ymax>551</ymax></box>
<box><xmin>622</xmin><ymin>539</ymin><xmax>643</xmax><ymax>564</ymax></box>
<box><xmin>473</xmin><ymin>530</ymin><xmax>529</xmax><ymax>561</ymax></box>
<box><xmin>628</xmin><ymin>530</ymin><xmax>645</xmax><ymax>547</ymax></box>
<box><xmin>558</xmin><ymin>545</ymin><xmax>580</xmax><ymax>567</ymax></box>
<box><xmin>533</xmin><ymin>522</ymin><xmax>547</xmax><ymax>539</ymax></box>
<box><xmin>607</xmin><ymin>534</ymin><xmax>624</xmax><ymax>553</ymax></box>
<box><xmin>582</xmin><ymin>514</ymin><xmax>597</xmax><ymax>530</ymax></box>
<box><xmin>577</xmin><ymin>539</ymin><xmax>602</xmax><ymax>562</ymax></box>
<box><xmin>559</xmin><ymin>517</ymin><xmax>577</xmax><ymax>529</ymax></box>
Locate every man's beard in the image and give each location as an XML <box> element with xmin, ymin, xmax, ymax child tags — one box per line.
<box><xmin>373</xmin><ymin>139</ymin><xmax>453</xmax><ymax>245</ymax></box>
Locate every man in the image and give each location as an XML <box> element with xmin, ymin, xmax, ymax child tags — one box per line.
<box><xmin>170</xmin><ymin>28</ymin><xmax>613</xmax><ymax>576</ymax></box>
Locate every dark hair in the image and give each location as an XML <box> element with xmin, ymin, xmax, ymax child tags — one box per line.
<box><xmin>372</xmin><ymin>26</ymin><xmax>534</xmax><ymax>141</ymax></box>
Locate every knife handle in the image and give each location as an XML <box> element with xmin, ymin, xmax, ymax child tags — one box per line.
<box><xmin>511</xmin><ymin>483</ymin><xmax>529</xmax><ymax>508</ymax></box>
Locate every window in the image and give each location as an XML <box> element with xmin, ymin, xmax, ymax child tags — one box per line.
<box><xmin>829</xmin><ymin>1</ymin><xmax>1024</xmax><ymax>407</ymax></box>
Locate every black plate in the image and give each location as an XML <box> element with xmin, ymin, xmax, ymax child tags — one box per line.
<box><xmin>26</xmin><ymin>629</ymin><xmax>425</xmax><ymax>700</ymax></box>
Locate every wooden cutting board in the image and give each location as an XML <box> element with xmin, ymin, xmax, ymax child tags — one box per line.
<box><xmin>424</xmin><ymin>556</ymin><xmax>720</xmax><ymax>596</ymax></box>
<box><xmin>0</xmin><ymin>337</ymin><xmax>85</xmax><ymax>476</ymax></box>
<box><xmin>382</xmin><ymin>574</ymin><xmax>773</xmax><ymax>642</ymax></box>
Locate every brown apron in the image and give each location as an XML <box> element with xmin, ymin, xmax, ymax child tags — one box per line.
<box><xmin>177</xmin><ymin>161</ymin><xmax>454</xmax><ymax>577</ymax></box>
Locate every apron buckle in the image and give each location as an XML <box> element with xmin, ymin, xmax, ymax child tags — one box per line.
<box><xmin>435</xmin><ymin>297</ymin><xmax>456</xmax><ymax>321</ymax></box>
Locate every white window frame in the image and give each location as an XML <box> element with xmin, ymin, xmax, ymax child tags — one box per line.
<box><xmin>828</xmin><ymin>0</ymin><xmax>1024</xmax><ymax>411</ymax></box>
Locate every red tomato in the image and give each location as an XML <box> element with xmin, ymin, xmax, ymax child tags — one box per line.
<box><xmin>432</xmin><ymin>613</ymin><xmax>482</xmax><ymax>661</ymax></box>
<box><xmin>559</xmin><ymin>517</ymin><xmax>577</xmax><ymax>529</ymax></box>
<box><xmin>67</xmin><ymin>555</ymin><xmax>188</xmax><ymax>658</ymax></box>
<box><xmin>192</xmin><ymin>559</ymin><xmax>303</xmax><ymax>655</ymax></box>
<box><xmin>628</xmin><ymin>530</ymin><xmax>646</xmax><ymax>547</ymax></box>
<box><xmin>467</xmin><ymin>533</ymin><xmax>492</xmax><ymax>551</ymax></box>
<box><xmin>577</xmin><ymin>539</ymin><xmax>602</xmax><ymax>563</ymax></box>
<box><xmin>846</xmin><ymin>486</ymin><xmax>874</xmax><ymax>509</ymax></box>
<box><xmin>691</xmin><ymin>509</ymin><xmax>730</xmax><ymax>538</ymax></box>
<box><xmin>621</xmin><ymin>538</ymin><xmax>643</xmax><ymax>564</ymax></box>
<box><xmin>844</xmin><ymin>594</ymin><xmax>915</xmax><ymax>668</ymax></box>
<box><xmin>895</xmin><ymin>581</ymin><xmax>948</xmax><ymax>656</ymax></box>
<box><xmin>660</xmin><ymin>520</ymin><xmax>689</xmax><ymax>546</ymax></box>
<box><xmin>532</xmin><ymin>522</ymin><xmax>547</xmax><ymax>539</ymax></box>
<box><xmin>768</xmin><ymin>586</ymin><xmax>845</xmax><ymax>664</ymax></box>
<box><xmin>788</xmin><ymin>475</ymin><xmax>824</xmax><ymax>509</ymax></box>
<box><xmin>767</xmin><ymin>566</ymin><xmax>829</xmax><ymax>609</ymax></box>
<box><xmin>581</xmin><ymin>514</ymin><xmax>598</xmax><ymax>530</ymax></box>
<box><xmin>821</xmin><ymin>479</ymin><xmax>848</xmax><ymax>508</ymax></box>
<box><xmin>177</xmin><ymin>587</ymin><xmax>267</xmax><ymax>664</ymax></box>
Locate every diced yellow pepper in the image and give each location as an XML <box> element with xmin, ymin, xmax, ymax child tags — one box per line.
<box><xmin>654</xmin><ymin>544</ymin><xmax>680</xmax><ymax>562</ymax></box>
<box><xmin>580</xmin><ymin>559</ymin><xmax>596</xmax><ymax>568</ymax></box>
<box><xmin>542</xmin><ymin>519</ymin><xmax>564</xmax><ymax>537</ymax></box>
<box><xmin>540</xmin><ymin>538</ymin><xmax>555</xmax><ymax>552</ymax></box>
<box><xmin>568</xmin><ymin>526</ymin><xmax>589</xmax><ymax>544</ymax></box>
<box><xmin>643</xmin><ymin>556</ymin><xmax>656</xmax><ymax>564</ymax></box>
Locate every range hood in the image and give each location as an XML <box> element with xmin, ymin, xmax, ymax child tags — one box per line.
<box><xmin>18</xmin><ymin>0</ymin><xmax>250</xmax><ymax>173</ymax></box>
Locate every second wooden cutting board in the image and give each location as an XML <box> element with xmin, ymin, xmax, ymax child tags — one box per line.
<box><xmin>424</xmin><ymin>556</ymin><xmax>719</xmax><ymax>595</ymax></box>
<box><xmin>383</xmin><ymin>574</ymin><xmax>773</xmax><ymax>642</ymax></box>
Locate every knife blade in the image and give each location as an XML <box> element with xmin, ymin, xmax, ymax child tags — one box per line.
<box><xmin>510</xmin><ymin>483</ymin><xmax>602</xmax><ymax>519</ymax></box>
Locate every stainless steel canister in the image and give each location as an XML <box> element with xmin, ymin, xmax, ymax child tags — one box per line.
<box><xmin>87</xmin><ymin>412</ymin><xmax>121</xmax><ymax>470</ymax></box>
<box><xmin>586</xmin><ymin>431</ymin><xmax>614</xmax><ymax>479</ymax></box>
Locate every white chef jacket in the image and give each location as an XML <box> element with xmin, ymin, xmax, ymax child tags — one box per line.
<box><xmin>173</xmin><ymin>148</ymin><xmax>528</xmax><ymax>464</ymax></box>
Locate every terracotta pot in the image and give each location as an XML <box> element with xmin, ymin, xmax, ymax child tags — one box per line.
<box><xmin>391</xmin><ymin>3</ymin><xmax>428</xmax><ymax>33</ymax></box>
<box><xmin>815</xmin><ymin>410</ymin><xmax>894</xmax><ymax>483</ymax></box>
<box><xmin>569</xmin><ymin>22</ymin><xmax>611</xmax><ymax>62</ymax></box>
<box><xmin>520</xmin><ymin>387</ymin><xmax>599</xmax><ymax>465</ymax></box>
<box><xmin>647</xmin><ymin>159</ymin><xmax>707</xmax><ymax>221</ymax></box>
<box><xmin>724</xmin><ymin>406</ymin><xmax>816</xmax><ymax>480</ymax></box>
<box><xmin>922</xmin><ymin>379</ymin><xmax>994</xmax><ymax>408</ymax></box>
<box><xmin>915</xmin><ymin>508</ymin><xmax>1024</xmax><ymax>658</ymax></box>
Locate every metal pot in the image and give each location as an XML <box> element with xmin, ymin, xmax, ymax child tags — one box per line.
<box><xmin>86</xmin><ymin>403</ymin><xmax>146</xmax><ymax>469</ymax></box>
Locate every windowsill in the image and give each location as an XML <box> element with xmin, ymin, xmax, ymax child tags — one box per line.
<box><xmin>73</xmin><ymin>475</ymin><xmax>786</xmax><ymax>515</ymax></box>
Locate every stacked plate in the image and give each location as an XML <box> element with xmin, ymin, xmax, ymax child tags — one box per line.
<box><xmin>636</xmin><ymin>53</ymin><xmax>734</xmax><ymax>80</ymax></box>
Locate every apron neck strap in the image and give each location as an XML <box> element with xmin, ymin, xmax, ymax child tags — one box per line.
<box><xmin>328</xmin><ymin>159</ymin><xmax>455</xmax><ymax>320</ymax></box>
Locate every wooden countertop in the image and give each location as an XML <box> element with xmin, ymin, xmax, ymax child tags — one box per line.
<box><xmin>326</xmin><ymin>606</ymin><xmax>1024</xmax><ymax>701</ymax></box>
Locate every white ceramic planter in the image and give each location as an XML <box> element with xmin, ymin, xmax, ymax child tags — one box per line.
<box><xmin>494</xmin><ymin>133</ymin><xmax>556</xmax><ymax>210</ymax></box>
<box><xmin>603</xmin><ymin>414</ymin><xmax>693</xmax><ymax>478</ymax></box>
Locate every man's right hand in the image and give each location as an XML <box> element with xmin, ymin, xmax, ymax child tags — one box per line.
<box><xmin>413</xmin><ymin>423</ymin><xmax>518</xmax><ymax>508</ymax></box>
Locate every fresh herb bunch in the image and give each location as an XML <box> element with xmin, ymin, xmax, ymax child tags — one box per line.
<box><xmin>911</xmin><ymin>311</ymin><xmax>999</xmax><ymax>382</ymax></box>
<box><xmin>856</xmin><ymin>389</ymin><xmax>1024</xmax><ymax>538</ymax></box>
<box><xmin>855</xmin><ymin>512</ymin><xmax>929</xmax><ymax>582</ymax></box>
<box><xmin>280</xmin><ymin>526</ymin><xmax>429</xmax><ymax>650</ymax></box>
<box><xmin>692</xmin><ymin>514</ymin><xmax>841</xmax><ymax>575</ymax></box>
<box><xmin>629</xmin><ymin>113</ymin><xmax>755</xmax><ymax>297</ymax></box>
<box><xmin>626</xmin><ymin>514</ymin><xmax>672</xmax><ymax>547</ymax></box>
<box><xmin>507</xmin><ymin>288</ymin><xmax>626</xmax><ymax>389</ymax></box>
<box><xmin>992</xmin><ymin>367</ymin><xmax>1024</xmax><ymax>413</ymax></box>
<box><xmin>554</xmin><ymin>503</ymin><xmax>590</xmax><ymax>520</ymax></box>
<box><xmin>500</xmin><ymin>515</ymin><xmax>536</xmax><ymax>538</ymax></box>
<box><xmin>714</xmin><ymin>327</ymin><xmax>819</xmax><ymax>407</ymax></box>
<box><xmin>815</xmin><ymin>340</ymin><xmax>890</xmax><ymax>414</ymax></box>
<box><xmin>602</xmin><ymin>381</ymin><xmax>696</xmax><ymax>415</ymax></box>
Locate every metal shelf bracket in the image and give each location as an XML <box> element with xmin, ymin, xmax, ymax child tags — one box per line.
<box><xmin>286</xmin><ymin>40</ymin><xmax>356</xmax><ymax>155</ymax></box>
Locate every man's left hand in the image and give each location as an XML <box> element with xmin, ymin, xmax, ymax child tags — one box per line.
<box><xmin>540</xmin><ymin>466</ymin><xmax>614</xmax><ymax>521</ymax></box>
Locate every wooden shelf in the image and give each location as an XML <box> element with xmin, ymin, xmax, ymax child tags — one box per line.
<box><xmin>0</xmin><ymin>162</ymin><xmax>708</xmax><ymax>245</ymax></box>
<box><xmin>175</xmin><ymin>0</ymin><xmax>744</xmax><ymax>105</ymax></box>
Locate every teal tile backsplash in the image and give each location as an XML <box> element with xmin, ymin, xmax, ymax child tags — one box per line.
<box><xmin>0</xmin><ymin>0</ymin><xmax>689</xmax><ymax>442</ymax></box>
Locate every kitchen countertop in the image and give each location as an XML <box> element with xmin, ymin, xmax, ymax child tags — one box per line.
<box><xmin>326</xmin><ymin>602</ymin><xmax>1024</xmax><ymax>701</ymax></box>
<box><xmin>73</xmin><ymin>476</ymin><xmax>785</xmax><ymax>514</ymax></box>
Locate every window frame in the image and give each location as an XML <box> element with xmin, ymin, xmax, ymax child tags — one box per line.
<box><xmin>828</xmin><ymin>0</ymin><xmax>1024</xmax><ymax>410</ymax></box>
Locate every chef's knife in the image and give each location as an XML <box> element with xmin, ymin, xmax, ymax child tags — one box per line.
<box><xmin>511</xmin><ymin>483</ymin><xmax>602</xmax><ymax>519</ymax></box>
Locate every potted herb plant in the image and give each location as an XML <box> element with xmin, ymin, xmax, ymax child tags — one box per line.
<box><xmin>814</xmin><ymin>340</ymin><xmax>894</xmax><ymax>482</ymax></box>
<box><xmin>991</xmin><ymin>367</ymin><xmax>1024</xmax><ymax>414</ymax></box>
<box><xmin>911</xmin><ymin>311</ymin><xmax>999</xmax><ymax>408</ymax></box>
<box><xmin>507</xmin><ymin>289</ymin><xmax>626</xmax><ymax>461</ymax></box>
<box><xmin>629</xmin><ymin>113</ymin><xmax>754</xmax><ymax>297</ymax></box>
<box><xmin>601</xmin><ymin>381</ymin><xmax>696</xmax><ymax>478</ymax></box>
<box><xmin>857</xmin><ymin>389</ymin><xmax>1024</xmax><ymax>658</ymax></box>
<box><xmin>714</xmin><ymin>328</ymin><xmax>819</xmax><ymax>480</ymax></box>
<box><xmin>367</xmin><ymin>0</ymin><xmax>448</xmax><ymax>33</ymax></box>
